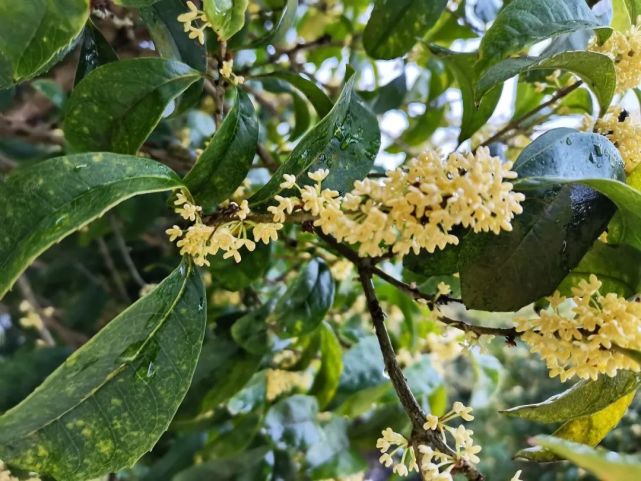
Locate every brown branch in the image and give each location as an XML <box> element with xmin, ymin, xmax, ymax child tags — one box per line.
<box><xmin>479</xmin><ymin>80</ymin><xmax>583</xmax><ymax>149</ymax></box>
<box><xmin>108</xmin><ymin>215</ymin><xmax>146</xmax><ymax>289</ymax></box>
<box><xmin>96</xmin><ymin>237</ymin><xmax>130</xmax><ymax>303</ymax></box>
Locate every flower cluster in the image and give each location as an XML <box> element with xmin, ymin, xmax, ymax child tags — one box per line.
<box><xmin>166</xmin><ymin>192</ymin><xmax>283</xmax><ymax>266</ymax></box>
<box><xmin>177</xmin><ymin>1</ymin><xmax>210</xmax><ymax>44</ymax></box>
<box><xmin>0</xmin><ymin>461</ymin><xmax>40</xmax><ymax>481</ymax></box>
<box><xmin>516</xmin><ymin>275</ymin><xmax>641</xmax><ymax>381</ymax></box>
<box><xmin>220</xmin><ymin>60</ymin><xmax>245</xmax><ymax>85</ymax></box>
<box><xmin>376</xmin><ymin>402</ymin><xmax>481</xmax><ymax>479</ymax></box>
<box><xmin>269</xmin><ymin>148</ymin><xmax>524</xmax><ymax>258</ymax></box>
<box><xmin>266</xmin><ymin>369</ymin><xmax>311</xmax><ymax>401</ymax></box>
<box><xmin>18</xmin><ymin>300</ymin><xmax>50</xmax><ymax>331</ymax></box>
<box><xmin>591</xmin><ymin>23</ymin><xmax>641</xmax><ymax>92</ymax></box>
<box><xmin>595</xmin><ymin>106</ymin><xmax>641</xmax><ymax>173</ymax></box>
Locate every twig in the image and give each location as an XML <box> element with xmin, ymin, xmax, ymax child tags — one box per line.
<box><xmin>479</xmin><ymin>81</ymin><xmax>583</xmax><ymax>149</ymax></box>
<box><xmin>108</xmin><ymin>215</ymin><xmax>146</xmax><ymax>289</ymax></box>
<box><xmin>96</xmin><ymin>237</ymin><xmax>130</xmax><ymax>303</ymax></box>
<box><xmin>256</xmin><ymin>144</ymin><xmax>280</xmax><ymax>172</ymax></box>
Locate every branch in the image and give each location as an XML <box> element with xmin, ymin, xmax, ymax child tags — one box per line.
<box><xmin>108</xmin><ymin>215</ymin><xmax>146</xmax><ymax>289</ymax></box>
<box><xmin>479</xmin><ymin>81</ymin><xmax>583</xmax><ymax>149</ymax></box>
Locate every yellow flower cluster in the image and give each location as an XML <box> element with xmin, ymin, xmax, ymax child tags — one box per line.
<box><xmin>376</xmin><ymin>402</ymin><xmax>481</xmax><ymax>479</ymax></box>
<box><xmin>18</xmin><ymin>300</ymin><xmax>50</xmax><ymax>330</ymax></box>
<box><xmin>166</xmin><ymin>192</ymin><xmax>283</xmax><ymax>266</ymax></box>
<box><xmin>266</xmin><ymin>369</ymin><xmax>311</xmax><ymax>401</ymax></box>
<box><xmin>591</xmin><ymin>24</ymin><xmax>641</xmax><ymax>92</ymax></box>
<box><xmin>177</xmin><ymin>1</ymin><xmax>210</xmax><ymax>45</ymax></box>
<box><xmin>219</xmin><ymin>60</ymin><xmax>245</xmax><ymax>86</ymax></box>
<box><xmin>516</xmin><ymin>275</ymin><xmax>641</xmax><ymax>381</ymax></box>
<box><xmin>595</xmin><ymin>106</ymin><xmax>641</xmax><ymax>173</ymax></box>
<box><xmin>0</xmin><ymin>462</ymin><xmax>40</xmax><ymax>481</ymax></box>
<box><xmin>270</xmin><ymin>148</ymin><xmax>524</xmax><ymax>258</ymax></box>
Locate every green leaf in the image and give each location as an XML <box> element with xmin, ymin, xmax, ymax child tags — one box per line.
<box><xmin>0</xmin><ymin>153</ymin><xmax>183</xmax><ymax>300</ymax></box>
<box><xmin>113</xmin><ymin>0</ymin><xmax>160</xmax><ymax>5</ymax></box>
<box><xmin>363</xmin><ymin>0</ymin><xmax>448</xmax><ymax>59</ymax></box>
<box><xmin>0</xmin><ymin>0</ymin><xmax>89</xmax><ymax>89</ymax></box>
<box><xmin>250</xmin><ymin>77</ymin><xmax>380</xmax><ymax>203</ymax></box>
<box><xmin>64</xmin><ymin>58</ymin><xmax>201</xmax><ymax>154</ymax></box>
<box><xmin>74</xmin><ymin>22</ymin><xmax>118</xmax><ymax>85</ymax></box>
<box><xmin>269</xmin><ymin>259</ymin><xmax>335</xmax><ymax>337</ymax></box>
<box><xmin>184</xmin><ymin>89</ymin><xmax>257</xmax><ymax>208</ymax></box>
<box><xmin>310</xmin><ymin>322</ymin><xmax>343</xmax><ymax>408</ymax></box>
<box><xmin>371</xmin><ymin>73</ymin><xmax>407</xmax><ymax>114</ymax></box>
<box><xmin>479</xmin><ymin>0</ymin><xmax>603</xmax><ymax>65</ymax></box>
<box><xmin>399</xmin><ymin>106</ymin><xmax>445</xmax><ymax>147</ymax></box>
<box><xmin>558</xmin><ymin>241</ymin><xmax>641</xmax><ymax>297</ymax></box>
<box><xmin>140</xmin><ymin>0</ymin><xmax>208</xmax><ymax>114</ymax></box>
<box><xmin>403</xmin><ymin>242</ymin><xmax>460</xmax><ymax>277</ymax></box>
<box><xmin>307</xmin><ymin>416</ymin><xmax>367</xmax><ymax>479</ymax></box>
<box><xmin>432</xmin><ymin>46</ymin><xmax>501</xmax><ymax>143</ymax></box>
<box><xmin>460</xmin><ymin>129</ymin><xmax>624</xmax><ymax>311</ymax></box>
<box><xmin>291</xmin><ymin>90</ymin><xmax>312</xmax><ymax>139</ymax></box>
<box><xmin>337</xmin><ymin>336</ymin><xmax>386</xmax><ymax>395</ymax></box>
<box><xmin>231</xmin><ymin>304</ymin><xmax>272</xmax><ymax>355</ymax></box>
<box><xmin>173</xmin><ymin>447</ymin><xmax>273</xmax><ymax>481</ymax></box>
<box><xmin>534</xmin><ymin>435</ymin><xmax>641</xmax><ymax>480</ymax></box>
<box><xmin>477</xmin><ymin>51</ymin><xmax>615</xmax><ymax>115</ymax></box>
<box><xmin>265</xmin><ymin>395</ymin><xmax>322</xmax><ymax>449</ymax></box>
<box><xmin>518</xmin><ymin>391</ymin><xmax>636</xmax><ymax>462</ymax></box>
<box><xmin>251</xmin><ymin>0</ymin><xmax>298</xmax><ymax>47</ymax></box>
<box><xmin>0</xmin><ymin>261</ymin><xmax>206</xmax><ymax>481</ymax></box>
<box><xmin>204</xmin><ymin>0</ymin><xmax>249</xmax><ymax>41</ymax></box>
<box><xmin>258</xmin><ymin>71</ymin><xmax>333</xmax><ymax>118</ymax></box>
<box><xmin>503</xmin><ymin>371</ymin><xmax>641</xmax><ymax>423</ymax></box>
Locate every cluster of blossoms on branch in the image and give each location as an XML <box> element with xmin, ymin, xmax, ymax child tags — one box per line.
<box><xmin>270</xmin><ymin>147</ymin><xmax>524</xmax><ymax>258</ymax></box>
<box><xmin>376</xmin><ymin>402</ymin><xmax>481</xmax><ymax>479</ymax></box>
<box><xmin>516</xmin><ymin>275</ymin><xmax>641</xmax><ymax>382</ymax></box>
<box><xmin>177</xmin><ymin>1</ymin><xmax>210</xmax><ymax>44</ymax></box>
<box><xmin>166</xmin><ymin>148</ymin><xmax>524</xmax><ymax>266</ymax></box>
<box><xmin>594</xmin><ymin>106</ymin><xmax>641</xmax><ymax>173</ymax></box>
<box><xmin>591</xmin><ymin>21</ymin><xmax>641</xmax><ymax>93</ymax></box>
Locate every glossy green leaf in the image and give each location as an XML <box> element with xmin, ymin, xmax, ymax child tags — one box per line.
<box><xmin>310</xmin><ymin>322</ymin><xmax>343</xmax><ymax>408</ymax></box>
<box><xmin>371</xmin><ymin>73</ymin><xmax>407</xmax><ymax>114</ymax></box>
<box><xmin>204</xmin><ymin>0</ymin><xmax>249</xmax><ymax>41</ymax></box>
<box><xmin>477</xmin><ymin>51</ymin><xmax>615</xmax><ymax>115</ymax></box>
<box><xmin>265</xmin><ymin>395</ymin><xmax>322</xmax><ymax>449</ymax></box>
<box><xmin>363</xmin><ymin>0</ymin><xmax>448</xmax><ymax>59</ymax></box>
<box><xmin>65</xmin><ymin>58</ymin><xmax>201</xmax><ymax>154</ymax></box>
<box><xmin>231</xmin><ymin>304</ymin><xmax>272</xmax><ymax>355</ymax></box>
<box><xmin>251</xmin><ymin>0</ymin><xmax>298</xmax><ymax>47</ymax></box>
<box><xmin>250</xmin><ymin>77</ymin><xmax>380</xmax><ymax>203</ymax></box>
<box><xmin>558</xmin><ymin>242</ymin><xmax>641</xmax><ymax>297</ymax></box>
<box><xmin>460</xmin><ymin>129</ymin><xmax>624</xmax><ymax>311</ymax></box>
<box><xmin>432</xmin><ymin>46</ymin><xmax>501</xmax><ymax>143</ymax></box>
<box><xmin>403</xmin><ymin>242</ymin><xmax>460</xmax><ymax>277</ymax></box>
<box><xmin>184</xmin><ymin>88</ymin><xmax>258</xmax><ymax>208</ymax></box>
<box><xmin>140</xmin><ymin>0</ymin><xmax>208</xmax><ymax>114</ymax></box>
<box><xmin>479</xmin><ymin>0</ymin><xmax>602</xmax><ymax>65</ymax></box>
<box><xmin>258</xmin><ymin>71</ymin><xmax>333</xmax><ymax>118</ymax></box>
<box><xmin>291</xmin><ymin>90</ymin><xmax>312</xmax><ymax>139</ymax></box>
<box><xmin>534</xmin><ymin>435</ymin><xmax>641</xmax><ymax>480</ymax></box>
<box><xmin>0</xmin><ymin>153</ymin><xmax>183</xmax><ymax>300</ymax></box>
<box><xmin>269</xmin><ymin>259</ymin><xmax>335</xmax><ymax>337</ymax></box>
<box><xmin>0</xmin><ymin>261</ymin><xmax>206</xmax><ymax>481</ymax></box>
<box><xmin>503</xmin><ymin>371</ymin><xmax>641</xmax><ymax>423</ymax></box>
<box><xmin>0</xmin><ymin>0</ymin><xmax>89</xmax><ymax>89</ymax></box>
<box><xmin>518</xmin><ymin>391</ymin><xmax>636</xmax><ymax>462</ymax></box>
<box><xmin>337</xmin><ymin>336</ymin><xmax>386</xmax><ymax>396</ymax></box>
<box><xmin>74</xmin><ymin>22</ymin><xmax>118</xmax><ymax>85</ymax></box>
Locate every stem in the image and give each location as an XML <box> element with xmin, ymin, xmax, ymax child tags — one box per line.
<box><xmin>479</xmin><ymin>81</ymin><xmax>583</xmax><ymax>149</ymax></box>
<box><xmin>108</xmin><ymin>215</ymin><xmax>146</xmax><ymax>289</ymax></box>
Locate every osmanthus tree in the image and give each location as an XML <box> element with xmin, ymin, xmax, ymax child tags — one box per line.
<box><xmin>5</xmin><ymin>0</ymin><xmax>641</xmax><ymax>480</ymax></box>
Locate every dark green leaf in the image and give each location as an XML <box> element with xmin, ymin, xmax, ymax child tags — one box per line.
<box><xmin>403</xmin><ymin>242</ymin><xmax>460</xmax><ymax>277</ymax></box>
<box><xmin>363</xmin><ymin>0</ymin><xmax>448</xmax><ymax>59</ymax></box>
<box><xmin>0</xmin><ymin>153</ymin><xmax>183</xmax><ymax>299</ymax></box>
<box><xmin>371</xmin><ymin>73</ymin><xmax>407</xmax><ymax>114</ymax></box>
<box><xmin>533</xmin><ymin>435</ymin><xmax>641</xmax><ymax>480</ymax></box>
<box><xmin>184</xmin><ymin>88</ymin><xmax>258</xmax><ymax>208</ymax></box>
<box><xmin>270</xmin><ymin>259</ymin><xmax>335</xmax><ymax>337</ymax></box>
<box><xmin>257</xmin><ymin>71</ymin><xmax>333</xmax><ymax>118</ymax></box>
<box><xmin>479</xmin><ymin>0</ymin><xmax>603</xmax><ymax>65</ymax></box>
<box><xmin>251</xmin><ymin>0</ymin><xmax>298</xmax><ymax>47</ymax></box>
<box><xmin>265</xmin><ymin>395</ymin><xmax>322</xmax><ymax>449</ymax></box>
<box><xmin>250</xmin><ymin>77</ymin><xmax>380</xmax><ymax>203</ymax></box>
<box><xmin>310</xmin><ymin>322</ymin><xmax>343</xmax><ymax>408</ymax></box>
<box><xmin>0</xmin><ymin>261</ymin><xmax>206</xmax><ymax>481</ymax></box>
<box><xmin>231</xmin><ymin>304</ymin><xmax>272</xmax><ymax>355</ymax></box>
<box><xmin>432</xmin><ymin>46</ymin><xmax>501</xmax><ymax>143</ymax></box>
<box><xmin>74</xmin><ymin>22</ymin><xmax>118</xmax><ymax>85</ymax></box>
<box><xmin>503</xmin><ymin>371</ymin><xmax>641</xmax><ymax>423</ymax></box>
<box><xmin>307</xmin><ymin>416</ymin><xmax>367</xmax><ymax>479</ymax></box>
<box><xmin>558</xmin><ymin>242</ymin><xmax>641</xmax><ymax>298</ymax></box>
<box><xmin>477</xmin><ymin>51</ymin><xmax>615</xmax><ymax>115</ymax></box>
<box><xmin>140</xmin><ymin>0</ymin><xmax>208</xmax><ymax>114</ymax></box>
<box><xmin>65</xmin><ymin>58</ymin><xmax>201</xmax><ymax>154</ymax></box>
<box><xmin>173</xmin><ymin>447</ymin><xmax>273</xmax><ymax>481</ymax></box>
<box><xmin>0</xmin><ymin>0</ymin><xmax>89</xmax><ymax>89</ymax></box>
<box><xmin>337</xmin><ymin>336</ymin><xmax>386</xmax><ymax>395</ymax></box>
<box><xmin>291</xmin><ymin>90</ymin><xmax>312</xmax><ymax>139</ymax></box>
<box><xmin>400</xmin><ymin>106</ymin><xmax>445</xmax><ymax>146</ymax></box>
<box><xmin>460</xmin><ymin>129</ymin><xmax>624</xmax><ymax>311</ymax></box>
<box><xmin>204</xmin><ymin>0</ymin><xmax>249</xmax><ymax>41</ymax></box>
